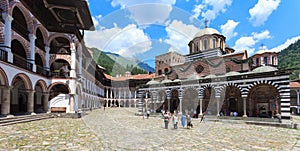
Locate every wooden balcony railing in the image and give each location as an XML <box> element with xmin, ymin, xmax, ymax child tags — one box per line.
<box><xmin>0</xmin><ymin>48</ymin><xmax>7</xmax><ymax>62</ymax></box>
<box><xmin>51</xmin><ymin>71</ymin><xmax>70</xmax><ymax>78</ymax></box>
<box><xmin>36</xmin><ymin>65</ymin><xmax>51</xmax><ymax>77</ymax></box>
<box><xmin>13</xmin><ymin>55</ymin><xmax>33</xmax><ymax>71</ymax></box>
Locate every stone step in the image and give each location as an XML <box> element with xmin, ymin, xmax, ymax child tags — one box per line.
<box><xmin>0</xmin><ymin>114</ymin><xmax>53</xmax><ymax>126</ymax></box>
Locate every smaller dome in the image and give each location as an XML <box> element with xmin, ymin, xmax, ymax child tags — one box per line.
<box><xmin>252</xmin><ymin>65</ymin><xmax>278</xmax><ymax>73</ymax></box>
<box><xmin>194</xmin><ymin>27</ymin><xmax>220</xmax><ymax>38</ymax></box>
<box><xmin>187</xmin><ymin>74</ymin><xmax>203</xmax><ymax>80</ymax></box>
<box><xmin>225</xmin><ymin>71</ymin><xmax>240</xmax><ymax>76</ymax></box>
<box><xmin>205</xmin><ymin>74</ymin><xmax>217</xmax><ymax>79</ymax></box>
<box><xmin>161</xmin><ymin>76</ymin><xmax>172</xmax><ymax>84</ymax></box>
<box><xmin>146</xmin><ymin>79</ymin><xmax>160</xmax><ymax>85</ymax></box>
<box><xmin>173</xmin><ymin>79</ymin><xmax>181</xmax><ymax>82</ymax></box>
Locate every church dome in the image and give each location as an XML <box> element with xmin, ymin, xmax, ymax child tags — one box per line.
<box><xmin>193</xmin><ymin>27</ymin><xmax>220</xmax><ymax>38</ymax></box>
<box><xmin>252</xmin><ymin>65</ymin><xmax>278</xmax><ymax>73</ymax></box>
<box><xmin>146</xmin><ymin>79</ymin><xmax>160</xmax><ymax>85</ymax></box>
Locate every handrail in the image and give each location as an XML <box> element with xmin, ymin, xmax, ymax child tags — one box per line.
<box><xmin>13</xmin><ymin>54</ymin><xmax>33</xmax><ymax>71</ymax></box>
<box><xmin>0</xmin><ymin>48</ymin><xmax>7</xmax><ymax>62</ymax></box>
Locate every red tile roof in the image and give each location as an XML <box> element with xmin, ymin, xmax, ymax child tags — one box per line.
<box><xmin>290</xmin><ymin>81</ymin><xmax>300</xmax><ymax>88</ymax></box>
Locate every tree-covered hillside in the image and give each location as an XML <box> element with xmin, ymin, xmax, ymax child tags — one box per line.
<box><xmin>278</xmin><ymin>39</ymin><xmax>300</xmax><ymax>80</ymax></box>
<box><xmin>92</xmin><ymin>48</ymin><xmax>148</xmax><ymax>76</ymax></box>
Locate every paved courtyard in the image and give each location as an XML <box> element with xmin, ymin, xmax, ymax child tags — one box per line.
<box><xmin>0</xmin><ymin>108</ymin><xmax>300</xmax><ymax>150</ymax></box>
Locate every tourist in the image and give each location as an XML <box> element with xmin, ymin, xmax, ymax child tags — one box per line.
<box><xmin>146</xmin><ymin>110</ymin><xmax>150</xmax><ymax>119</ymax></box>
<box><xmin>233</xmin><ymin>112</ymin><xmax>238</xmax><ymax>117</ymax></box>
<box><xmin>163</xmin><ymin>112</ymin><xmax>170</xmax><ymax>129</ymax></box>
<box><xmin>187</xmin><ymin>115</ymin><xmax>192</xmax><ymax>129</ymax></box>
<box><xmin>181</xmin><ymin>114</ymin><xmax>186</xmax><ymax>128</ymax></box>
<box><xmin>200</xmin><ymin>112</ymin><xmax>205</xmax><ymax>123</ymax></box>
<box><xmin>172</xmin><ymin>112</ymin><xmax>178</xmax><ymax>129</ymax></box>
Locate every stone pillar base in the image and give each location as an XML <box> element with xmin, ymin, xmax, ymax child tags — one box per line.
<box><xmin>30</xmin><ymin>112</ymin><xmax>36</xmax><ymax>115</ymax></box>
<box><xmin>242</xmin><ymin>115</ymin><xmax>248</xmax><ymax>118</ymax></box>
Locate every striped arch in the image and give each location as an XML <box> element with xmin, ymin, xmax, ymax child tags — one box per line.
<box><xmin>247</xmin><ymin>80</ymin><xmax>280</xmax><ymax>95</ymax></box>
<box><xmin>33</xmin><ymin>24</ymin><xmax>49</xmax><ymax>44</ymax></box>
<box><xmin>47</xmin><ymin>82</ymin><xmax>71</xmax><ymax>93</ymax></box>
<box><xmin>34</xmin><ymin>79</ymin><xmax>47</xmax><ymax>92</ymax></box>
<box><xmin>49</xmin><ymin>54</ymin><xmax>71</xmax><ymax>66</ymax></box>
<box><xmin>10</xmin><ymin>2</ymin><xmax>33</xmax><ymax>32</ymax></box>
<box><xmin>218</xmin><ymin>83</ymin><xmax>243</xmax><ymax>97</ymax></box>
<box><xmin>200</xmin><ymin>84</ymin><xmax>216</xmax><ymax>97</ymax></box>
<box><xmin>47</xmin><ymin>33</ymin><xmax>72</xmax><ymax>46</ymax></box>
<box><xmin>0</xmin><ymin>67</ymin><xmax>9</xmax><ymax>86</ymax></box>
<box><xmin>34</xmin><ymin>50</ymin><xmax>46</xmax><ymax>66</ymax></box>
<box><xmin>11</xmin><ymin>34</ymin><xmax>30</xmax><ymax>57</ymax></box>
<box><xmin>11</xmin><ymin>73</ymin><xmax>33</xmax><ymax>90</ymax></box>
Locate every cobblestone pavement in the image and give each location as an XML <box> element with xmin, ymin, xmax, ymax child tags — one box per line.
<box><xmin>0</xmin><ymin>108</ymin><xmax>299</xmax><ymax>150</ymax></box>
<box><xmin>83</xmin><ymin>108</ymin><xmax>300</xmax><ymax>151</ymax></box>
<box><xmin>0</xmin><ymin>117</ymin><xmax>103</xmax><ymax>150</ymax></box>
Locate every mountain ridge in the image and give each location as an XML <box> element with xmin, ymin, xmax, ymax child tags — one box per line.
<box><xmin>91</xmin><ymin>48</ymin><xmax>155</xmax><ymax>76</ymax></box>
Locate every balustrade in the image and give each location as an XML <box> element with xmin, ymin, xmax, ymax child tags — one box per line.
<box><xmin>0</xmin><ymin>48</ymin><xmax>7</xmax><ymax>62</ymax></box>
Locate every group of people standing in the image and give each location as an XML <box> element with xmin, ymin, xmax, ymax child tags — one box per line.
<box><xmin>163</xmin><ymin>111</ymin><xmax>205</xmax><ymax>129</ymax></box>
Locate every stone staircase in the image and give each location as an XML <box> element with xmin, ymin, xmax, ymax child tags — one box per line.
<box><xmin>0</xmin><ymin>113</ymin><xmax>54</xmax><ymax>126</ymax></box>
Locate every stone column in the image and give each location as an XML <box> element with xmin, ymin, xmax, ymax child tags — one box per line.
<box><xmin>1</xmin><ymin>86</ymin><xmax>11</xmax><ymax>115</ymax></box>
<box><xmin>145</xmin><ymin>99</ymin><xmax>148</xmax><ymax>111</ymax></box>
<box><xmin>27</xmin><ymin>90</ymin><xmax>35</xmax><ymax>114</ymax></box>
<box><xmin>29</xmin><ymin>34</ymin><xmax>36</xmax><ymax>72</ymax></box>
<box><xmin>69</xmin><ymin>94</ymin><xmax>75</xmax><ymax>113</ymax></box>
<box><xmin>179</xmin><ymin>97</ymin><xmax>182</xmax><ymax>113</ymax></box>
<box><xmin>43</xmin><ymin>93</ymin><xmax>49</xmax><ymax>113</ymax></box>
<box><xmin>216</xmin><ymin>97</ymin><xmax>220</xmax><ymax>116</ymax></box>
<box><xmin>167</xmin><ymin>96</ymin><xmax>171</xmax><ymax>112</ymax></box>
<box><xmin>70</xmin><ymin>42</ymin><xmax>76</xmax><ymax>78</ymax></box>
<box><xmin>199</xmin><ymin>97</ymin><xmax>203</xmax><ymax>116</ymax></box>
<box><xmin>242</xmin><ymin>97</ymin><xmax>247</xmax><ymax>117</ymax></box>
<box><xmin>3</xmin><ymin>14</ymin><xmax>13</xmax><ymax>62</ymax></box>
<box><xmin>44</xmin><ymin>46</ymin><xmax>50</xmax><ymax>70</ymax></box>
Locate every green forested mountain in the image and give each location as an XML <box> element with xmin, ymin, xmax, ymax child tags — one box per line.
<box><xmin>278</xmin><ymin>39</ymin><xmax>300</xmax><ymax>80</ymax></box>
<box><xmin>91</xmin><ymin>48</ymin><xmax>148</xmax><ymax>76</ymax></box>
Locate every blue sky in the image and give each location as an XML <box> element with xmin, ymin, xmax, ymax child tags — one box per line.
<box><xmin>84</xmin><ymin>0</ymin><xmax>300</xmax><ymax>68</ymax></box>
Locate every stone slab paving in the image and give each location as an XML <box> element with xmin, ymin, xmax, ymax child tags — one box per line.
<box><xmin>0</xmin><ymin>117</ymin><xmax>103</xmax><ymax>150</ymax></box>
<box><xmin>0</xmin><ymin>108</ymin><xmax>299</xmax><ymax>150</ymax></box>
<box><xmin>83</xmin><ymin>108</ymin><xmax>300</xmax><ymax>151</ymax></box>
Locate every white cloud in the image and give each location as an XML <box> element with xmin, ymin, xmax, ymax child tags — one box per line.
<box><xmin>111</xmin><ymin>0</ymin><xmax>176</xmax><ymax>8</ymax></box>
<box><xmin>270</xmin><ymin>36</ymin><xmax>300</xmax><ymax>52</ymax></box>
<box><xmin>233</xmin><ymin>30</ymin><xmax>271</xmax><ymax>55</ymax></box>
<box><xmin>192</xmin><ymin>4</ymin><xmax>204</xmax><ymax>19</ymax></box>
<box><xmin>249</xmin><ymin>0</ymin><xmax>280</xmax><ymax>27</ymax></box>
<box><xmin>110</xmin><ymin>0</ymin><xmax>176</xmax><ymax>25</ymax></box>
<box><xmin>192</xmin><ymin>0</ymin><xmax>232</xmax><ymax>21</ymax></box>
<box><xmin>84</xmin><ymin>23</ymin><xmax>152</xmax><ymax>58</ymax></box>
<box><xmin>220</xmin><ymin>20</ymin><xmax>239</xmax><ymax>40</ymax></box>
<box><xmin>128</xmin><ymin>4</ymin><xmax>173</xmax><ymax>25</ymax></box>
<box><xmin>164</xmin><ymin>20</ymin><xmax>200</xmax><ymax>54</ymax></box>
<box><xmin>252</xmin><ymin>30</ymin><xmax>271</xmax><ymax>41</ymax></box>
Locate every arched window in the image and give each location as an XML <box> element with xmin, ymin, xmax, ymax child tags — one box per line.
<box><xmin>158</xmin><ymin>70</ymin><xmax>162</xmax><ymax>75</ymax></box>
<box><xmin>264</xmin><ymin>56</ymin><xmax>268</xmax><ymax>65</ymax></box>
<box><xmin>203</xmin><ymin>38</ymin><xmax>208</xmax><ymax>50</ymax></box>
<box><xmin>220</xmin><ymin>39</ymin><xmax>223</xmax><ymax>49</ymax></box>
<box><xmin>212</xmin><ymin>38</ymin><xmax>217</xmax><ymax>48</ymax></box>
<box><xmin>164</xmin><ymin>68</ymin><xmax>169</xmax><ymax>74</ymax></box>
<box><xmin>196</xmin><ymin>42</ymin><xmax>199</xmax><ymax>52</ymax></box>
<box><xmin>256</xmin><ymin>58</ymin><xmax>259</xmax><ymax>66</ymax></box>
